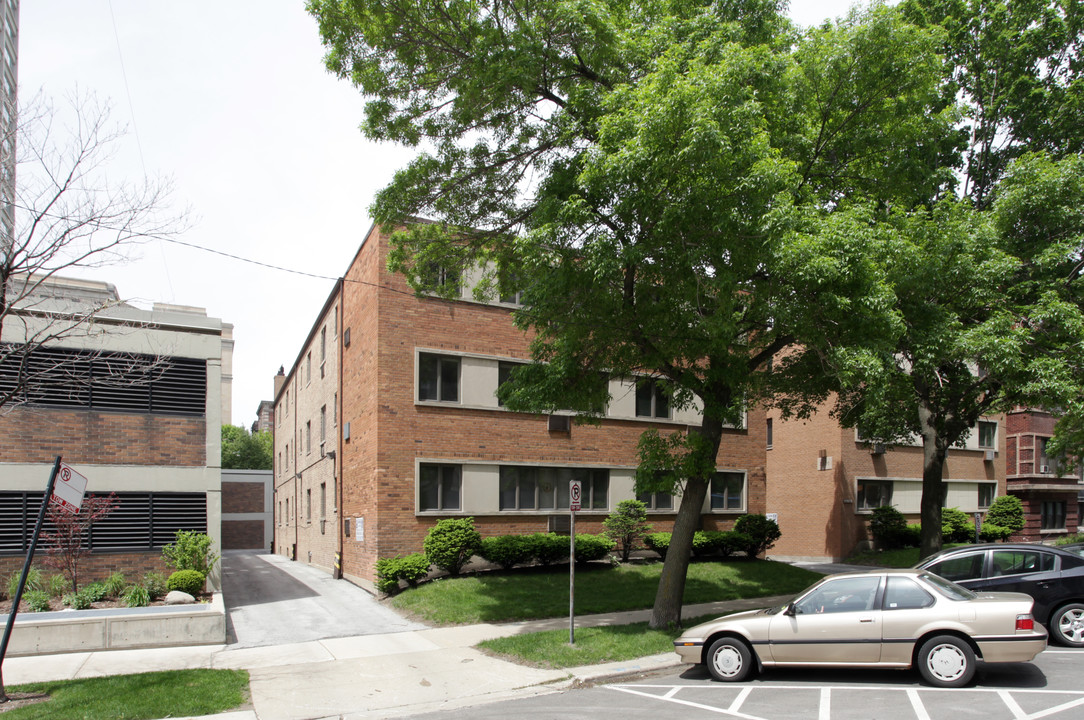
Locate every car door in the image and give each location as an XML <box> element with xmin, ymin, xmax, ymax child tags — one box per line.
<box><xmin>922</xmin><ymin>550</ymin><xmax>988</xmax><ymax>588</ymax></box>
<box><xmin>982</xmin><ymin>548</ymin><xmax>1061</xmax><ymax>622</ymax></box>
<box><xmin>878</xmin><ymin>575</ymin><xmax>940</xmax><ymax>665</ymax></box>
<box><xmin>769</xmin><ymin>575</ymin><xmax>883</xmax><ymax>664</ymax></box>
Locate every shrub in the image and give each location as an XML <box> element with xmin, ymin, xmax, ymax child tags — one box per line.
<box><xmin>573</xmin><ymin>533</ymin><xmax>616</xmax><ymax>563</ymax></box>
<box><xmin>525</xmin><ymin>533</ymin><xmax>568</xmax><ymax>566</ymax></box>
<box><xmin>47</xmin><ymin>573</ymin><xmax>70</xmax><ymax>598</ymax></box>
<box><xmin>691</xmin><ymin>531</ymin><xmax>715</xmax><ymax>557</ymax></box>
<box><xmin>985</xmin><ymin>495</ymin><xmax>1025</xmax><ymax>534</ymax></box>
<box><xmin>733</xmin><ymin>514</ymin><xmax>782</xmax><ymax>558</ymax></box>
<box><xmin>63</xmin><ymin>589</ymin><xmax>93</xmax><ymax>610</ymax></box>
<box><xmin>643</xmin><ymin>532</ymin><xmax>671</xmax><ymax>559</ymax></box>
<box><xmin>904</xmin><ymin>524</ymin><xmax>922</xmax><ymax>547</ymax></box>
<box><xmin>869</xmin><ymin>506</ymin><xmax>909</xmax><ymax>550</ymax></box>
<box><xmin>715</xmin><ymin>530</ymin><xmax>751</xmax><ymax>558</ymax></box>
<box><xmin>163</xmin><ymin>530</ymin><xmax>219</xmax><ymax>576</ymax></box>
<box><xmin>603</xmin><ymin>500</ymin><xmax>652</xmax><ymax>562</ymax></box>
<box><xmin>24</xmin><ymin>590</ymin><xmax>52</xmax><ymax>612</ymax></box>
<box><xmin>7</xmin><ymin>567</ymin><xmax>43</xmax><ymax>600</ymax></box>
<box><xmin>979</xmin><ymin>523</ymin><xmax>1013</xmax><ymax>542</ymax></box>
<box><xmin>82</xmin><ymin>582</ymin><xmax>109</xmax><ymax>602</ymax></box>
<box><xmin>103</xmin><ymin>571</ymin><xmax>128</xmax><ymax>598</ymax></box>
<box><xmin>941</xmin><ymin>507</ymin><xmax>974</xmax><ymax>543</ymax></box>
<box><xmin>479</xmin><ymin>535</ymin><xmax>533</xmax><ymax>570</ymax></box>
<box><xmin>166</xmin><ymin>569</ymin><xmax>206</xmax><ymax>596</ymax></box>
<box><xmin>423</xmin><ymin>518</ymin><xmax>482</xmax><ymax>576</ymax></box>
<box><xmin>123</xmin><ymin>584</ymin><xmax>151</xmax><ymax>607</ymax></box>
<box><xmin>374</xmin><ymin>553</ymin><xmax>431</xmax><ymax>594</ymax></box>
<box><xmin>143</xmin><ymin>572</ymin><xmax>168</xmax><ymax>600</ymax></box>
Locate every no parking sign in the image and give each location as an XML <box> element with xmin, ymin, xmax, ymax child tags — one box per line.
<box><xmin>569</xmin><ymin>480</ymin><xmax>581</xmax><ymax>512</ymax></box>
<box><xmin>51</xmin><ymin>463</ymin><xmax>88</xmax><ymax>513</ymax></box>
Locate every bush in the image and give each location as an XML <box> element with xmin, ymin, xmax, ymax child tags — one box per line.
<box><xmin>869</xmin><ymin>506</ymin><xmax>910</xmax><ymax>550</ymax></box>
<box><xmin>603</xmin><ymin>500</ymin><xmax>652</xmax><ymax>562</ymax></box>
<box><xmin>643</xmin><ymin>532</ymin><xmax>671</xmax><ymax>559</ymax></box>
<box><xmin>103</xmin><ymin>571</ymin><xmax>128</xmax><ymax>598</ymax></box>
<box><xmin>941</xmin><ymin>507</ymin><xmax>974</xmax><ymax>543</ymax></box>
<box><xmin>123</xmin><ymin>584</ymin><xmax>151</xmax><ymax>608</ymax></box>
<box><xmin>47</xmin><ymin>573</ymin><xmax>70</xmax><ymax>598</ymax></box>
<box><xmin>985</xmin><ymin>495</ymin><xmax>1025</xmax><ymax>533</ymax></box>
<box><xmin>904</xmin><ymin>524</ymin><xmax>922</xmax><ymax>547</ymax></box>
<box><xmin>479</xmin><ymin>535</ymin><xmax>534</xmax><ymax>570</ymax></box>
<box><xmin>733</xmin><ymin>514</ymin><xmax>782</xmax><ymax>558</ymax></box>
<box><xmin>143</xmin><ymin>571</ymin><xmax>168</xmax><ymax>600</ymax></box>
<box><xmin>979</xmin><ymin>523</ymin><xmax>1014</xmax><ymax>542</ymax></box>
<box><xmin>423</xmin><ymin>518</ymin><xmax>482</xmax><ymax>576</ymax></box>
<box><xmin>573</xmin><ymin>533</ymin><xmax>616</xmax><ymax>563</ymax></box>
<box><xmin>7</xmin><ymin>567</ymin><xmax>43</xmax><ymax>600</ymax></box>
<box><xmin>24</xmin><ymin>590</ymin><xmax>52</xmax><ymax>612</ymax></box>
<box><xmin>82</xmin><ymin>582</ymin><xmax>109</xmax><ymax>602</ymax></box>
<box><xmin>63</xmin><ymin>589</ymin><xmax>94</xmax><ymax>610</ymax></box>
<box><xmin>163</xmin><ymin>531</ymin><xmax>219</xmax><ymax>576</ymax></box>
<box><xmin>166</xmin><ymin>569</ymin><xmax>206</xmax><ymax>596</ymax></box>
<box><xmin>525</xmin><ymin>533</ymin><xmax>569</xmax><ymax>566</ymax></box>
<box><xmin>714</xmin><ymin>530</ymin><xmax>751</xmax><ymax>558</ymax></box>
<box><xmin>691</xmin><ymin>531</ymin><xmax>715</xmax><ymax>557</ymax></box>
<box><xmin>374</xmin><ymin>553</ymin><xmax>431</xmax><ymax>594</ymax></box>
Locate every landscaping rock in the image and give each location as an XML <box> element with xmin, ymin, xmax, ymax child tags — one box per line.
<box><xmin>165</xmin><ymin>590</ymin><xmax>196</xmax><ymax>605</ymax></box>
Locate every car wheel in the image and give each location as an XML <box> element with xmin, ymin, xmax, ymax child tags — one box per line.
<box><xmin>1052</xmin><ymin>603</ymin><xmax>1084</xmax><ymax>647</ymax></box>
<box><xmin>706</xmin><ymin>636</ymin><xmax>754</xmax><ymax>682</ymax></box>
<box><xmin>917</xmin><ymin>635</ymin><xmax>975</xmax><ymax>688</ymax></box>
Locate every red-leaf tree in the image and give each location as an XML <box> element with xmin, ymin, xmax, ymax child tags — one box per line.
<box><xmin>41</xmin><ymin>493</ymin><xmax>118</xmax><ymax>593</ymax></box>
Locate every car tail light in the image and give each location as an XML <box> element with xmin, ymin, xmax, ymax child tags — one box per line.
<box><xmin>1016</xmin><ymin>614</ymin><xmax>1034</xmax><ymax>631</ymax></box>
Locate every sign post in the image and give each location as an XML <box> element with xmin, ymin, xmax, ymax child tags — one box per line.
<box><xmin>0</xmin><ymin>456</ymin><xmax>63</xmax><ymax>702</ymax></box>
<box><xmin>569</xmin><ymin>479</ymin><xmax>581</xmax><ymax>645</ymax></box>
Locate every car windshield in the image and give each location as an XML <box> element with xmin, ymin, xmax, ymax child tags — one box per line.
<box><xmin>921</xmin><ymin>571</ymin><xmax>975</xmax><ymax>601</ymax></box>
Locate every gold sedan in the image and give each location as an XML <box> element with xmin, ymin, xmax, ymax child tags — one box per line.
<box><xmin>674</xmin><ymin>568</ymin><xmax>1047</xmax><ymax>688</ymax></box>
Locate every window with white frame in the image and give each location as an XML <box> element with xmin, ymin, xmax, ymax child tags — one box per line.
<box><xmin>637</xmin><ymin>490</ymin><xmax>674</xmax><ymax>511</ymax></box>
<box><xmin>1041</xmin><ymin>501</ymin><xmax>1066</xmax><ymax>530</ymax></box>
<box><xmin>710</xmin><ymin>472</ymin><xmax>744</xmax><ymax>511</ymax></box>
<box><xmin>978</xmin><ymin>421</ymin><xmax>996</xmax><ymax>449</ymax></box>
<box><xmin>635</xmin><ymin>378</ymin><xmax>670</xmax><ymax>419</ymax></box>
<box><xmin>497</xmin><ymin>361</ymin><xmax>525</xmax><ymax>407</ymax></box>
<box><xmin>320</xmin><ymin>327</ymin><xmax>327</xmax><ymax>378</ymax></box>
<box><xmin>319</xmin><ymin>405</ymin><xmax>327</xmax><ymax>456</ymax></box>
<box><xmin>978</xmin><ymin>483</ymin><xmax>995</xmax><ymax>509</ymax></box>
<box><xmin>498</xmin><ymin>466</ymin><xmax>608</xmax><ymax>511</ymax></box>
<box><xmin>421</xmin><ymin>263</ymin><xmax>460</xmax><ymax>294</ymax></box>
<box><xmin>418</xmin><ymin>353</ymin><xmax>460</xmax><ymax>402</ymax></box>
<box><xmin>419</xmin><ymin>463</ymin><xmax>462</xmax><ymax>511</ymax></box>
<box><xmin>306</xmin><ymin>421</ymin><xmax>312</xmax><ymax>454</ymax></box>
<box><xmin>857</xmin><ymin>480</ymin><xmax>893</xmax><ymax>511</ymax></box>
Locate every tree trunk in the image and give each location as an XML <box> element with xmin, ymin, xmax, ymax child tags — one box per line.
<box><xmin>917</xmin><ymin>404</ymin><xmax>948</xmax><ymax>561</ymax></box>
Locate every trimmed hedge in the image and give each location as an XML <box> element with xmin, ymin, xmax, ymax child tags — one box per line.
<box><xmin>375</xmin><ymin>553</ymin><xmax>431</xmax><ymax>594</ymax></box>
<box><xmin>526</xmin><ymin>533</ymin><xmax>569</xmax><ymax>566</ymax></box>
<box><xmin>166</xmin><ymin>570</ymin><xmax>206</xmax><ymax>596</ymax></box>
<box><xmin>574</xmin><ymin>533</ymin><xmax>616</xmax><ymax>563</ymax></box>
<box><xmin>733</xmin><ymin>514</ymin><xmax>782</xmax><ymax>558</ymax></box>
<box><xmin>424</xmin><ymin>518</ymin><xmax>482</xmax><ymax>576</ymax></box>
<box><xmin>479</xmin><ymin>535</ymin><xmax>534</xmax><ymax>570</ymax></box>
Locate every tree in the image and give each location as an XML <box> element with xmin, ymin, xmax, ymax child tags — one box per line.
<box><xmin>603</xmin><ymin>499</ymin><xmax>652</xmax><ymax>563</ymax></box>
<box><xmin>311</xmin><ymin>0</ymin><xmax>957</xmax><ymax>627</ymax></box>
<box><xmin>221</xmin><ymin>424</ymin><xmax>273</xmax><ymax>470</ymax></box>
<box><xmin>41</xmin><ymin>492</ymin><xmax>118</xmax><ymax>594</ymax></box>
<box><xmin>0</xmin><ymin>92</ymin><xmax>185</xmax><ymax>413</ymax></box>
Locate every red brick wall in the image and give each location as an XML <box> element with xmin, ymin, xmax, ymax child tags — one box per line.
<box><xmin>222</xmin><ymin>482</ymin><xmax>264</xmax><ymax>513</ymax></box>
<box><xmin>0</xmin><ymin>552</ymin><xmax>172</xmax><ymax>587</ymax></box>
<box><xmin>222</xmin><ymin>520</ymin><xmax>266</xmax><ymax>550</ymax></box>
<box><xmin>0</xmin><ymin>407</ymin><xmax>206</xmax><ymax>465</ymax></box>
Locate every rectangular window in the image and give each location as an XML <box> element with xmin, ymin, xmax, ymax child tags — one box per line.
<box><xmin>320</xmin><ymin>483</ymin><xmax>326</xmax><ymax>520</ymax></box>
<box><xmin>1041</xmin><ymin>501</ymin><xmax>1066</xmax><ymax>530</ymax></box>
<box><xmin>635</xmin><ymin>379</ymin><xmax>670</xmax><ymax>419</ymax></box>
<box><xmin>306</xmin><ymin>488</ymin><xmax>312</xmax><ymax>521</ymax></box>
<box><xmin>306</xmin><ymin>421</ymin><xmax>312</xmax><ymax>454</ymax></box>
<box><xmin>766</xmin><ymin>418</ymin><xmax>773</xmax><ymax>449</ymax></box>
<box><xmin>306</xmin><ymin>352</ymin><xmax>312</xmax><ymax>384</ymax></box>
<box><xmin>418</xmin><ymin>353</ymin><xmax>460</xmax><ymax>402</ymax></box>
<box><xmin>978</xmin><ymin>483</ymin><xmax>995</xmax><ymax>509</ymax></box>
<box><xmin>497</xmin><ymin>361</ymin><xmax>525</xmax><ymax>407</ymax></box>
<box><xmin>637</xmin><ymin>491</ymin><xmax>673</xmax><ymax>511</ymax></box>
<box><xmin>320</xmin><ymin>327</ymin><xmax>326</xmax><ymax>363</ymax></box>
<box><xmin>419</xmin><ymin>463</ymin><xmax>462</xmax><ymax>511</ymax></box>
<box><xmin>422</xmin><ymin>263</ymin><xmax>461</xmax><ymax>294</ymax></box>
<box><xmin>710</xmin><ymin>472</ymin><xmax>744</xmax><ymax>511</ymax></box>
<box><xmin>285</xmin><ymin>498</ymin><xmax>290</xmax><ymax>525</ymax></box>
<box><xmin>857</xmin><ymin>480</ymin><xmax>893</xmax><ymax>511</ymax></box>
<box><xmin>320</xmin><ymin>405</ymin><xmax>327</xmax><ymax>456</ymax></box>
<box><xmin>978</xmin><ymin>421</ymin><xmax>996</xmax><ymax>449</ymax></box>
<box><xmin>285</xmin><ymin>444</ymin><xmax>289</xmax><ymax>470</ymax></box>
<box><xmin>498</xmin><ymin>466</ymin><xmax>608</xmax><ymax>511</ymax></box>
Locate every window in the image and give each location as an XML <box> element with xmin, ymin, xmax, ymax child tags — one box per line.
<box><xmin>883</xmin><ymin>577</ymin><xmax>934</xmax><ymax>610</ymax></box>
<box><xmin>637</xmin><ymin>491</ymin><xmax>673</xmax><ymax>511</ymax></box>
<box><xmin>857</xmin><ymin>480</ymin><xmax>892</xmax><ymax>511</ymax></box>
<box><xmin>925</xmin><ymin>552</ymin><xmax>984</xmax><ymax>582</ymax></box>
<box><xmin>497</xmin><ymin>361</ymin><xmax>524</xmax><ymax>407</ymax></box>
<box><xmin>285</xmin><ymin>498</ymin><xmax>289</xmax><ymax>525</ymax></box>
<box><xmin>419</xmin><ymin>464</ymin><xmax>462</xmax><ymax>511</ymax></box>
<box><xmin>320</xmin><ymin>483</ymin><xmax>326</xmax><ymax>520</ymax></box>
<box><xmin>1041</xmin><ymin>501</ymin><xmax>1066</xmax><ymax>531</ymax></box>
<box><xmin>306</xmin><ymin>421</ymin><xmax>312</xmax><ymax>454</ymax></box>
<box><xmin>635</xmin><ymin>378</ymin><xmax>670</xmax><ymax>419</ymax></box>
<box><xmin>978</xmin><ymin>483</ymin><xmax>995</xmax><ymax>509</ymax></box>
<box><xmin>711</xmin><ymin>472</ymin><xmax>744</xmax><ymax>511</ymax></box>
<box><xmin>766</xmin><ymin>418</ymin><xmax>773</xmax><ymax>449</ymax></box>
<box><xmin>992</xmin><ymin>549</ymin><xmax>1056</xmax><ymax>574</ymax></box>
<box><xmin>306</xmin><ymin>488</ymin><xmax>312</xmax><ymax>521</ymax></box>
<box><xmin>497</xmin><ymin>466</ymin><xmax>609</xmax><ymax>511</ymax></box>
<box><xmin>418</xmin><ymin>353</ymin><xmax>460</xmax><ymax>402</ymax></box>
<box><xmin>320</xmin><ymin>405</ymin><xmax>327</xmax><ymax>456</ymax></box>
<box><xmin>285</xmin><ymin>444</ymin><xmax>290</xmax><ymax>470</ymax></box>
<box><xmin>795</xmin><ymin>576</ymin><xmax>881</xmax><ymax>614</ymax></box>
<box><xmin>422</xmin><ymin>263</ymin><xmax>460</xmax><ymax>294</ymax></box>
<box><xmin>978</xmin><ymin>421</ymin><xmax>996</xmax><ymax>449</ymax></box>
<box><xmin>306</xmin><ymin>352</ymin><xmax>311</xmax><ymax>384</ymax></box>
<box><xmin>320</xmin><ymin>327</ymin><xmax>326</xmax><ymax>378</ymax></box>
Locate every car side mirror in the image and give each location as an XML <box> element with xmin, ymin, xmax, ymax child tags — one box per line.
<box><xmin>784</xmin><ymin>602</ymin><xmax>797</xmax><ymax>617</ymax></box>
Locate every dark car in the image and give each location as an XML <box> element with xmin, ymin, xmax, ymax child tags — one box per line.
<box><xmin>915</xmin><ymin>543</ymin><xmax>1084</xmax><ymax>647</ymax></box>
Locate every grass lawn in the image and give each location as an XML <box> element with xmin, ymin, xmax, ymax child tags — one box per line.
<box><xmin>389</xmin><ymin>559</ymin><xmax>821</xmax><ymax>625</ymax></box>
<box><xmin>2</xmin><ymin>669</ymin><xmax>250</xmax><ymax>720</ymax></box>
<box><xmin>845</xmin><ymin>543</ymin><xmax>971</xmax><ymax>568</ymax></box>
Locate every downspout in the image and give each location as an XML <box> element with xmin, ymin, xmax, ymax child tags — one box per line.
<box><xmin>293</xmin><ymin>370</ymin><xmax>299</xmax><ymax>560</ymax></box>
<box><xmin>335</xmin><ymin>278</ymin><xmax>345</xmax><ymax>579</ymax></box>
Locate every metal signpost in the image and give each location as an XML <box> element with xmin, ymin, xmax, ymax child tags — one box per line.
<box><xmin>569</xmin><ymin>479</ymin><xmax>581</xmax><ymax>645</ymax></box>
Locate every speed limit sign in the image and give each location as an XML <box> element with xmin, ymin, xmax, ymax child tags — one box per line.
<box><xmin>569</xmin><ymin>480</ymin><xmax>582</xmax><ymax>512</ymax></box>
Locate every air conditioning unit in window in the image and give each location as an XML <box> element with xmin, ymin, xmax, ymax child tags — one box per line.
<box><xmin>547</xmin><ymin>415</ymin><xmax>571</xmax><ymax>433</ymax></box>
<box><xmin>984</xmin><ymin>449</ymin><xmax>995</xmax><ymax>462</ymax></box>
<box><xmin>548</xmin><ymin>514</ymin><xmax>571</xmax><ymax>534</ymax></box>
<box><xmin>1041</xmin><ymin>464</ymin><xmax>1051</xmax><ymax>474</ymax></box>
<box><xmin>871</xmin><ymin>443</ymin><xmax>886</xmax><ymax>455</ymax></box>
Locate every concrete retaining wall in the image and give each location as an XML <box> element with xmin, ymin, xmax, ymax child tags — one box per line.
<box><xmin>4</xmin><ymin>593</ymin><xmax>225</xmax><ymax>657</ymax></box>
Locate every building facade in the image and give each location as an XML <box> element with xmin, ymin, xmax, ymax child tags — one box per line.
<box><xmin>0</xmin><ymin>275</ymin><xmax>230</xmax><ymax>588</ymax></box>
<box><xmin>1005</xmin><ymin>409</ymin><xmax>1083</xmax><ymax>541</ymax></box>
<box><xmin>273</xmin><ymin>225</ymin><xmax>766</xmax><ymax>587</ymax></box>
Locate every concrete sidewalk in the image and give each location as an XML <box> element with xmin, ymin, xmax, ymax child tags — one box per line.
<box><xmin>2</xmin><ymin>594</ymin><xmax>793</xmax><ymax>719</ymax></box>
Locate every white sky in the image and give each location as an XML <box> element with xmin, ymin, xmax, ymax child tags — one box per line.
<box><xmin>19</xmin><ymin>0</ymin><xmax>862</xmax><ymax>428</ymax></box>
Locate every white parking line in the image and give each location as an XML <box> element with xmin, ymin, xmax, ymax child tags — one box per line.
<box><xmin>906</xmin><ymin>688</ymin><xmax>930</xmax><ymax>720</ymax></box>
<box><xmin>818</xmin><ymin>688</ymin><xmax>830</xmax><ymax>720</ymax></box>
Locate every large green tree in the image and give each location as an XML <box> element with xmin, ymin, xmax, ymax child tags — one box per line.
<box><xmin>311</xmin><ymin>0</ymin><xmax>958</xmax><ymax>627</ymax></box>
<box><xmin>221</xmin><ymin>425</ymin><xmax>273</xmax><ymax>470</ymax></box>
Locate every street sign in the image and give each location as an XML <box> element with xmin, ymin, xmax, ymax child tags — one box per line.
<box><xmin>569</xmin><ymin>480</ymin><xmax>581</xmax><ymax>512</ymax></box>
<box><xmin>51</xmin><ymin>463</ymin><xmax>88</xmax><ymax>514</ymax></box>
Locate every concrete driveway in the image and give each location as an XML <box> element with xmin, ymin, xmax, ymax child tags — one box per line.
<box><xmin>221</xmin><ymin>550</ymin><xmax>425</xmax><ymax>647</ymax></box>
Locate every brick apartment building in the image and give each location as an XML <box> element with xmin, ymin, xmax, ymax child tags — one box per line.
<box><xmin>0</xmin><ymin>275</ymin><xmax>231</xmax><ymax>589</ymax></box>
<box><xmin>1005</xmin><ymin>409</ymin><xmax>1083</xmax><ymax>541</ymax></box>
<box><xmin>273</xmin><ymin>224</ymin><xmax>766</xmax><ymax>587</ymax></box>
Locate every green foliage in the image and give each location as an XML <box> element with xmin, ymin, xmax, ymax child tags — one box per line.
<box><xmin>479</xmin><ymin>535</ymin><xmax>534</xmax><ymax>570</ymax></box>
<box><xmin>573</xmin><ymin>533</ymin><xmax>616</xmax><ymax>563</ymax></box>
<box><xmin>423</xmin><ymin>517</ymin><xmax>482</xmax><ymax>576</ymax></box>
<box><xmin>143</xmin><ymin>571</ymin><xmax>168</xmax><ymax>600</ymax></box>
<box><xmin>163</xmin><ymin>530</ymin><xmax>220</xmax><ymax>576</ymax></box>
<box><xmin>603</xmin><ymin>500</ymin><xmax>652</xmax><ymax>562</ymax></box>
<box><xmin>985</xmin><ymin>494</ymin><xmax>1025</xmax><ymax>532</ymax></box>
<box><xmin>941</xmin><ymin>507</ymin><xmax>975</xmax><ymax>543</ymax></box>
<box><xmin>869</xmin><ymin>506</ymin><xmax>912</xmax><ymax>550</ymax></box>
<box><xmin>690</xmin><ymin>531</ymin><xmax>715</xmax><ymax>557</ymax></box>
<box><xmin>47</xmin><ymin>573</ymin><xmax>71</xmax><ymax>598</ymax></box>
<box><xmin>979</xmin><ymin>523</ymin><xmax>1014</xmax><ymax>542</ymax></box>
<box><xmin>643</xmin><ymin>532</ymin><xmax>671</xmax><ymax>560</ymax></box>
<box><xmin>167</xmin><ymin>569</ymin><xmax>206</xmax><ymax>596</ymax></box>
<box><xmin>24</xmin><ymin>589</ymin><xmax>52</xmax><ymax>612</ymax></box>
<box><xmin>103</xmin><ymin>571</ymin><xmax>128</xmax><ymax>599</ymax></box>
<box><xmin>63</xmin><ymin>588</ymin><xmax>94</xmax><ymax>610</ymax></box>
<box><xmin>374</xmin><ymin>553</ymin><xmax>431</xmax><ymax>594</ymax></box>
<box><xmin>714</xmin><ymin>531</ymin><xmax>753</xmax><ymax>558</ymax></box>
<box><xmin>733</xmin><ymin>514</ymin><xmax>783</xmax><ymax>557</ymax></box>
<box><xmin>7</xmin><ymin>567</ymin><xmax>43</xmax><ymax>599</ymax></box>
<box><xmin>1054</xmin><ymin>533</ymin><xmax>1084</xmax><ymax>546</ymax></box>
<box><xmin>221</xmin><ymin>424</ymin><xmax>274</xmax><ymax>470</ymax></box>
<box><xmin>905</xmin><ymin>524</ymin><xmax>923</xmax><ymax>547</ymax></box>
<box><xmin>82</xmin><ymin>582</ymin><xmax>109</xmax><ymax>602</ymax></box>
<box><xmin>524</xmin><ymin>533</ymin><xmax>569</xmax><ymax>566</ymax></box>
<box><xmin>123</xmin><ymin>583</ymin><xmax>151</xmax><ymax>608</ymax></box>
